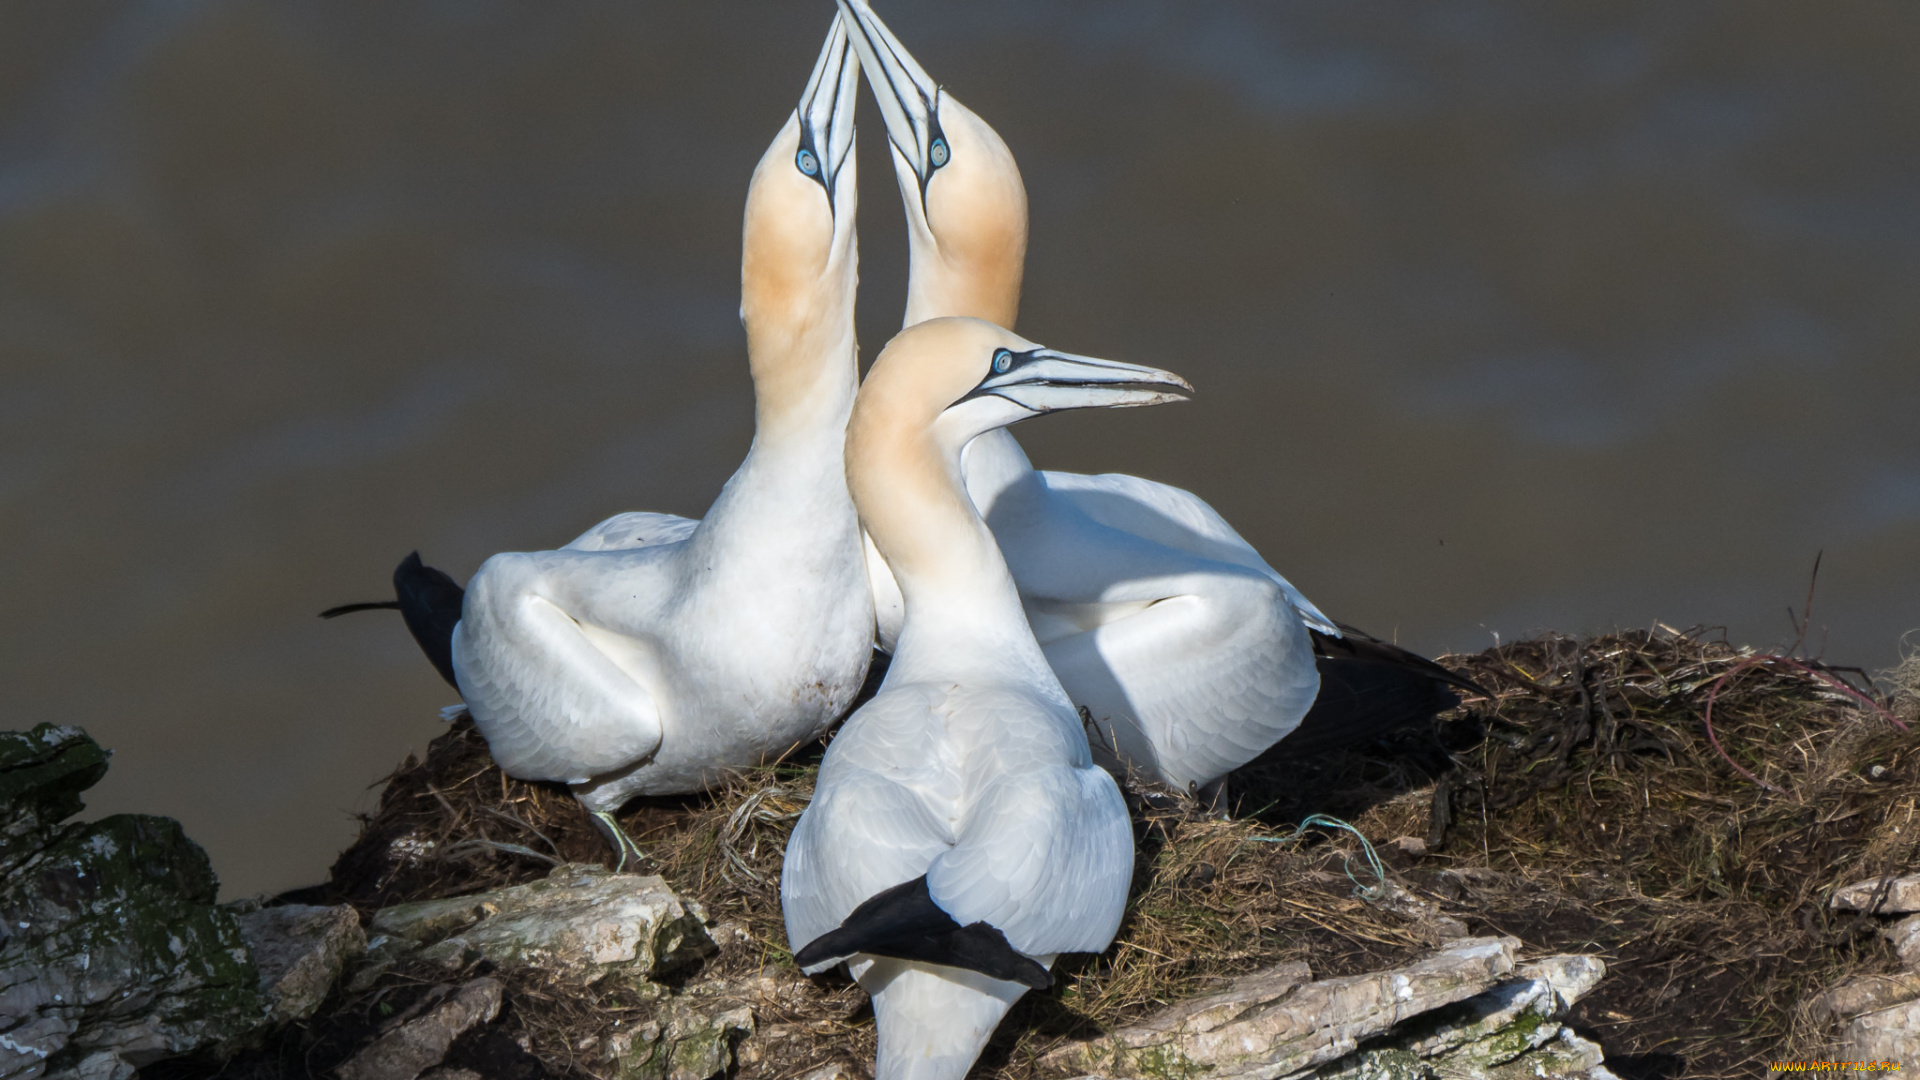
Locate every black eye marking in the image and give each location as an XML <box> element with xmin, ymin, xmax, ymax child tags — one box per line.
<box><xmin>914</xmin><ymin>105</ymin><xmax>952</xmax><ymax>212</ymax></box>
<box><xmin>960</xmin><ymin>348</ymin><xmax>1047</xmax><ymax>403</ymax></box>
<box><xmin>795</xmin><ymin>125</ymin><xmax>833</xmax><ymax>200</ymax></box>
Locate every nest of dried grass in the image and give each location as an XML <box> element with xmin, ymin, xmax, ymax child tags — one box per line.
<box><xmin>252</xmin><ymin>625</ymin><xmax>1920</xmax><ymax>1080</ymax></box>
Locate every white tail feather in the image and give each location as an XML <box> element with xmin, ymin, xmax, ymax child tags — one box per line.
<box><xmin>861</xmin><ymin>959</ymin><xmax>1032</xmax><ymax>1080</ymax></box>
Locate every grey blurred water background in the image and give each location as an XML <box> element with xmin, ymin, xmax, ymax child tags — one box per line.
<box><xmin>3</xmin><ymin>1</ymin><xmax>1916</xmax><ymax>897</ymax></box>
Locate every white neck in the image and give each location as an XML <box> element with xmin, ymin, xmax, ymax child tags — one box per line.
<box><xmin>698</xmin><ymin>230</ymin><xmax>863</xmax><ymax>558</ymax></box>
<box><xmin>855</xmin><ymin>419</ymin><xmax>1062</xmax><ymax>697</ymax></box>
<box><xmin>959</xmin><ymin>427</ymin><xmax>1037</xmax><ymax>519</ymax></box>
<box><xmin>897</xmin><ymin>191</ymin><xmax>1037</xmax><ymax>515</ymax></box>
<box><xmin>708</xmin><ymin>332</ymin><xmax>860</xmax><ymax>532</ymax></box>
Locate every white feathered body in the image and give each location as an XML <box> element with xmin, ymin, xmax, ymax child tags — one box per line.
<box><xmin>787</xmin><ymin>316</ymin><xmax>1139</xmax><ymax>1080</ymax></box>
<box><xmin>869</xmin><ymin>428</ymin><xmax>1323</xmax><ymax>791</ymax></box>
<box><xmin>783</xmin><ymin>680</ymin><xmax>1131</xmax><ymax>952</ymax></box>
<box><xmin>783</xmin><ymin>648</ymin><xmax>1132</xmax><ymax>1080</ymax></box>
<box><xmin>452</xmin><ymin>416</ymin><xmax>874</xmax><ymax>802</ymax></box>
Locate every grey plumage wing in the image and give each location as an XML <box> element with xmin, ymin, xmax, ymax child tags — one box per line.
<box><xmin>781</xmin><ymin>687</ymin><xmax>956</xmax><ymax>957</ymax></box>
<box><xmin>1041</xmin><ymin>565</ymin><xmax>1322</xmax><ymax>790</ymax></box>
<box><xmin>925</xmin><ymin>761</ymin><xmax>1133</xmax><ymax>957</ymax></box>
<box><xmin>918</xmin><ymin>695</ymin><xmax>1134</xmax><ymax>958</ymax></box>
<box><xmin>563</xmin><ymin>511</ymin><xmax>701</xmax><ymax>552</ymax></box>
<box><xmin>1042</xmin><ymin>470</ymin><xmax>1339</xmax><ymax>636</ymax></box>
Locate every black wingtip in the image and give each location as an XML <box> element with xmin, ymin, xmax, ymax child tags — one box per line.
<box><xmin>1276</xmin><ymin>625</ymin><xmax>1489</xmax><ymax>758</ymax></box>
<box><xmin>319</xmin><ymin>600</ymin><xmax>402</xmax><ymax>619</ymax></box>
<box><xmin>317</xmin><ymin>553</ymin><xmax>466</xmax><ymax>690</ymax></box>
<box><xmin>393</xmin><ymin>552</ymin><xmax>466</xmax><ymax>690</ymax></box>
<box><xmin>1281</xmin><ymin>655</ymin><xmax>1462</xmax><ymax>757</ymax></box>
<box><xmin>795</xmin><ymin>876</ymin><xmax>1052</xmax><ymax>990</ymax></box>
<box><xmin>1311</xmin><ymin>625</ymin><xmax>1489</xmax><ymax>699</ymax></box>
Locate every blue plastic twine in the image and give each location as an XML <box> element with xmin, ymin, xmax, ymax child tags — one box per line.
<box><xmin>1250</xmin><ymin>813</ymin><xmax>1389</xmax><ymax>901</ymax></box>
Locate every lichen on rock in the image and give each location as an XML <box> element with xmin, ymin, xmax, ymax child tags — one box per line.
<box><xmin>598</xmin><ymin>997</ymin><xmax>754</xmax><ymax>1080</ymax></box>
<box><xmin>1041</xmin><ymin>940</ymin><xmax>1618</xmax><ymax>1080</ymax></box>
<box><xmin>357</xmin><ymin>864</ymin><xmax>713</xmax><ymax>990</ymax></box>
<box><xmin>231</xmin><ymin>903</ymin><xmax>366</xmax><ymax>1025</ymax></box>
<box><xmin>0</xmin><ymin>724</ymin><xmax>108</xmax><ymax>881</ymax></box>
<box><xmin>0</xmin><ymin>726</ymin><xmax>266</xmax><ymax>1080</ymax></box>
<box><xmin>1043</xmin><ymin>937</ymin><xmax>1522</xmax><ymax>1079</ymax></box>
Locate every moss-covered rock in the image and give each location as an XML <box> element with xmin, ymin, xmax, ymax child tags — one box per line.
<box><xmin>600</xmin><ymin>998</ymin><xmax>754</xmax><ymax>1080</ymax></box>
<box><xmin>0</xmin><ymin>727</ymin><xmax>270</xmax><ymax>1080</ymax></box>
<box><xmin>0</xmin><ymin>725</ymin><xmax>109</xmax><ymax>880</ymax></box>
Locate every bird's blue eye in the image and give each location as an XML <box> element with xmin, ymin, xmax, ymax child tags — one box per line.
<box><xmin>929</xmin><ymin>138</ymin><xmax>949</xmax><ymax>168</ymax></box>
<box><xmin>992</xmin><ymin>349</ymin><xmax>1013</xmax><ymax>374</ymax></box>
<box><xmin>796</xmin><ymin>148</ymin><xmax>820</xmax><ymax>176</ymax></box>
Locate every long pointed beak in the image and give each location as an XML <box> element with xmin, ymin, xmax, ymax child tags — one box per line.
<box><xmin>835</xmin><ymin>0</ymin><xmax>942</xmax><ymax>189</ymax></box>
<box><xmin>798</xmin><ymin>13</ymin><xmax>860</xmax><ymax>202</ymax></box>
<box><xmin>972</xmin><ymin>350</ymin><xmax>1194</xmax><ymax>413</ymax></box>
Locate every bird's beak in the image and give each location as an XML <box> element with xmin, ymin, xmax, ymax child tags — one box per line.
<box><xmin>970</xmin><ymin>350</ymin><xmax>1194</xmax><ymax>414</ymax></box>
<box><xmin>798</xmin><ymin>13</ymin><xmax>860</xmax><ymax>204</ymax></box>
<box><xmin>835</xmin><ymin>0</ymin><xmax>942</xmax><ymax>192</ymax></box>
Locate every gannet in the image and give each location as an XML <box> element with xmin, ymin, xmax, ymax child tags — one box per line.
<box><xmin>784</xmin><ymin>317</ymin><xmax>1183</xmax><ymax>1080</ymax></box>
<box><xmin>836</xmin><ymin>0</ymin><xmax>1481</xmax><ymax>797</ymax></box>
<box><xmin>325</xmin><ymin>18</ymin><xmax>872</xmax><ymax>865</ymax></box>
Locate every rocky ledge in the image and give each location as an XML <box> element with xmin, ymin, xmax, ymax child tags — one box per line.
<box><xmin>1041</xmin><ymin>937</ymin><xmax>1611</xmax><ymax>1080</ymax></box>
<box><xmin>0</xmin><ymin>725</ymin><xmax>1624</xmax><ymax>1080</ymax></box>
<box><xmin>0</xmin><ymin>725</ymin><xmax>361</xmax><ymax>1080</ymax></box>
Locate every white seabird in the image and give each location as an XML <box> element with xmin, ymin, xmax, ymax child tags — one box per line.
<box><xmin>835</xmin><ymin>0</ymin><xmax>1480</xmax><ymax>799</ymax></box>
<box><xmin>784</xmin><ymin>316</ymin><xmax>1183</xmax><ymax>1080</ymax></box>
<box><xmin>327</xmin><ymin>17</ymin><xmax>873</xmax><ymax>865</ymax></box>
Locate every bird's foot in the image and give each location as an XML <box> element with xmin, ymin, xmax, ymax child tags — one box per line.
<box><xmin>587</xmin><ymin>809</ymin><xmax>647</xmax><ymax>872</ymax></box>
